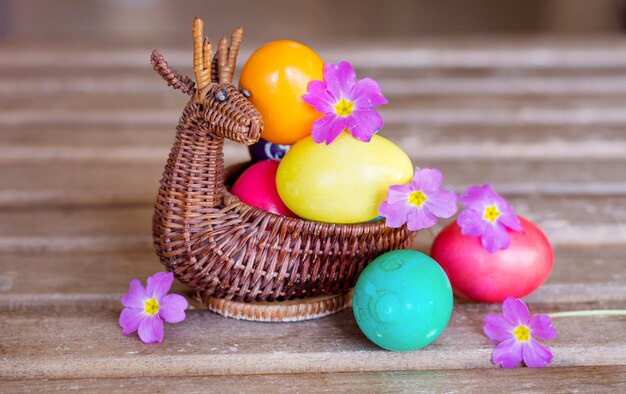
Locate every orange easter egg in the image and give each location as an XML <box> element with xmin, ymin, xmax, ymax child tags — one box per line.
<box><xmin>239</xmin><ymin>40</ymin><xmax>324</xmax><ymax>145</ymax></box>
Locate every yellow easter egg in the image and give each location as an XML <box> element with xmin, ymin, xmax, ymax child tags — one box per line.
<box><xmin>276</xmin><ymin>131</ymin><xmax>413</xmax><ymax>223</ymax></box>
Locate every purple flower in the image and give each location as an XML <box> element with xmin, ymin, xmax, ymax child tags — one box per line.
<box><xmin>483</xmin><ymin>296</ymin><xmax>557</xmax><ymax>368</ymax></box>
<box><xmin>303</xmin><ymin>61</ymin><xmax>387</xmax><ymax>144</ymax></box>
<box><xmin>457</xmin><ymin>184</ymin><xmax>522</xmax><ymax>253</ymax></box>
<box><xmin>119</xmin><ymin>272</ymin><xmax>188</xmax><ymax>344</ymax></box>
<box><xmin>378</xmin><ymin>168</ymin><xmax>458</xmax><ymax>231</ymax></box>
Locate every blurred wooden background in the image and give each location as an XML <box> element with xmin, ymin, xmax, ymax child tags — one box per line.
<box><xmin>1</xmin><ymin>1</ymin><xmax>625</xmax><ymax>392</ymax></box>
<box><xmin>1</xmin><ymin>0</ymin><xmax>626</xmax><ymax>43</ymax></box>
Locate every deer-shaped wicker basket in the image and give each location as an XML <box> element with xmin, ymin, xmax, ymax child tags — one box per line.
<box><xmin>150</xmin><ymin>17</ymin><xmax>416</xmax><ymax>322</ymax></box>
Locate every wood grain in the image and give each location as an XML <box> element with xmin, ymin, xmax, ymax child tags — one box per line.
<box><xmin>2</xmin><ymin>366</ymin><xmax>625</xmax><ymax>393</ymax></box>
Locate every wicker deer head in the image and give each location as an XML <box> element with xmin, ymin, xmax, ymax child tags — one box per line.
<box><xmin>150</xmin><ymin>17</ymin><xmax>262</xmax><ymax>145</ymax></box>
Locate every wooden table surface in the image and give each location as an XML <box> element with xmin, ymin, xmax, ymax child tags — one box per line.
<box><xmin>1</xmin><ymin>38</ymin><xmax>625</xmax><ymax>392</ymax></box>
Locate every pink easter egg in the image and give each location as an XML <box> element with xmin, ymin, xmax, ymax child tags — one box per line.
<box><xmin>230</xmin><ymin>160</ymin><xmax>297</xmax><ymax>218</ymax></box>
<box><xmin>431</xmin><ymin>216</ymin><xmax>553</xmax><ymax>303</ymax></box>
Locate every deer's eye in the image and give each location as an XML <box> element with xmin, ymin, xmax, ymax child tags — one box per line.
<box><xmin>215</xmin><ymin>90</ymin><xmax>229</xmax><ymax>103</ymax></box>
<box><xmin>239</xmin><ymin>88</ymin><xmax>251</xmax><ymax>98</ymax></box>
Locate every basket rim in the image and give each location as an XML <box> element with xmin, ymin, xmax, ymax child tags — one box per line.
<box><xmin>223</xmin><ymin>189</ymin><xmax>398</xmax><ymax>233</ymax></box>
<box><xmin>221</xmin><ymin>160</ymin><xmax>412</xmax><ymax>235</ymax></box>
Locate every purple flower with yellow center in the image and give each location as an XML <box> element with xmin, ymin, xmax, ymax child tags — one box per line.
<box><xmin>378</xmin><ymin>168</ymin><xmax>458</xmax><ymax>231</ymax></box>
<box><xmin>483</xmin><ymin>296</ymin><xmax>557</xmax><ymax>368</ymax></box>
<box><xmin>457</xmin><ymin>184</ymin><xmax>522</xmax><ymax>253</ymax></box>
<box><xmin>303</xmin><ymin>61</ymin><xmax>387</xmax><ymax>144</ymax></box>
<box><xmin>119</xmin><ymin>272</ymin><xmax>188</xmax><ymax>344</ymax></box>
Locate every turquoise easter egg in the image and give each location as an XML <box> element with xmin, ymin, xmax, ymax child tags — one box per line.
<box><xmin>353</xmin><ymin>250</ymin><xmax>453</xmax><ymax>351</ymax></box>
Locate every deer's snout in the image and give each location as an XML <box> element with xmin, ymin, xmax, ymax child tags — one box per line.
<box><xmin>245</xmin><ymin>117</ymin><xmax>263</xmax><ymax>145</ymax></box>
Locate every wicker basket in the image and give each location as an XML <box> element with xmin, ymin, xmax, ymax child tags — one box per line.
<box><xmin>150</xmin><ymin>18</ymin><xmax>416</xmax><ymax>321</ymax></box>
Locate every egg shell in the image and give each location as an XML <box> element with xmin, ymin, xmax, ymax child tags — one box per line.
<box><xmin>230</xmin><ymin>160</ymin><xmax>297</xmax><ymax>218</ymax></box>
<box><xmin>239</xmin><ymin>40</ymin><xmax>324</xmax><ymax>145</ymax></box>
<box><xmin>248</xmin><ymin>137</ymin><xmax>291</xmax><ymax>162</ymax></box>
<box><xmin>431</xmin><ymin>216</ymin><xmax>553</xmax><ymax>303</ymax></box>
<box><xmin>276</xmin><ymin>131</ymin><xmax>413</xmax><ymax>224</ymax></box>
<box><xmin>353</xmin><ymin>250</ymin><xmax>453</xmax><ymax>351</ymax></box>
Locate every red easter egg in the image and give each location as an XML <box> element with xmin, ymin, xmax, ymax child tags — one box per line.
<box><xmin>431</xmin><ymin>216</ymin><xmax>553</xmax><ymax>303</ymax></box>
<box><xmin>230</xmin><ymin>160</ymin><xmax>297</xmax><ymax>218</ymax></box>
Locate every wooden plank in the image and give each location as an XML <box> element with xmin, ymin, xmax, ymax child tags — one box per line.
<box><xmin>4</xmin><ymin>39</ymin><xmax>626</xmax><ymax>70</ymax></box>
<box><xmin>0</xmin><ymin>161</ymin><xmax>624</xmax><ymax>210</ymax></box>
<box><xmin>1</xmin><ymin>244</ymin><xmax>624</xmax><ymax>312</ymax></box>
<box><xmin>5</xmin><ymin>95</ymin><xmax>626</xmax><ymax>126</ymax></box>
<box><xmin>5</xmin><ymin>96</ymin><xmax>626</xmax><ymax>130</ymax></box>
<box><xmin>0</xmin><ymin>251</ymin><xmax>188</xmax><ymax>312</ymax></box>
<box><xmin>3</xmin><ymin>124</ymin><xmax>626</xmax><ymax>162</ymax></box>
<box><xmin>0</xmin><ymin>207</ymin><xmax>152</xmax><ymax>253</ymax></box>
<box><xmin>0</xmin><ymin>301</ymin><xmax>624</xmax><ymax>380</ymax></box>
<box><xmin>2</xmin><ymin>366</ymin><xmax>625</xmax><ymax>393</ymax></box>
<box><xmin>0</xmin><ymin>196</ymin><xmax>624</xmax><ymax>254</ymax></box>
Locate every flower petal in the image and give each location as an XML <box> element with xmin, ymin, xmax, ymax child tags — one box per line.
<box><xmin>522</xmin><ymin>338</ymin><xmax>553</xmax><ymax>368</ymax></box>
<box><xmin>425</xmin><ymin>189</ymin><xmax>458</xmax><ymax>218</ymax></box>
<box><xmin>337</xmin><ymin>61</ymin><xmax>357</xmax><ymax>97</ymax></box>
<box><xmin>406</xmin><ymin>205</ymin><xmax>437</xmax><ymax>231</ymax></box>
<box><xmin>303</xmin><ymin>80</ymin><xmax>335</xmax><ymax>115</ymax></box>
<box><xmin>119</xmin><ymin>307</ymin><xmax>146</xmax><ymax>335</ymax></box>
<box><xmin>529</xmin><ymin>314</ymin><xmax>557</xmax><ymax>340</ymax></box>
<box><xmin>411</xmin><ymin>168</ymin><xmax>443</xmax><ymax>193</ymax></box>
<box><xmin>146</xmin><ymin>272</ymin><xmax>174</xmax><ymax>300</ymax></box>
<box><xmin>460</xmin><ymin>185</ymin><xmax>492</xmax><ymax>211</ymax></box>
<box><xmin>346</xmin><ymin>109</ymin><xmax>383</xmax><ymax>142</ymax></box>
<box><xmin>502</xmin><ymin>296</ymin><xmax>531</xmax><ymax>325</ymax></box>
<box><xmin>351</xmin><ymin>77</ymin><xmax>388</xmax><ymax>108</ymax></box>
<box><xmin>159</xmin><ymin>294</ymin><xmax>188</xmax><ymax>324</ymax></box>
<box><xmin>138</xmin><ymin>315</ymin><xmax>164</xmax><ymax>344</ymax></box>
<box><xmin>457</xmin><ymin>209</ymin><xmax>487</xmax><ymax>238</ymax></box>
<box><xmin>499</xmin><ymin>210</ymin><xmax>523</xmax><ymax>232</ymax></box>
<box><xmin>483</xmin><ymin>313</ymin><xmax>515</xmax><ymax>341</ymax></box>
<box><xmin>121</xmin><ymin>278</ymin><xmax>149</xmax><ymax>309</ymax></box>
<box><xmin>379</xmin><ymin>201</ymin><xmax>412</xmax><ymax>228</ymax></box>
<box><xmin>384</xmin><ymin>183</ymin><xmax>414</xmax><ymax>205</ymax></box>
<box><xmin>481</xmin><ymin>222</ymin><xmax>511</xmax><ymax>253</ymax></box>
<box><xmin>492</xmin><ymin>337</ymin><xmax>524</xmax><ymax>368</ymax></box>
<box><xmin>324</xmin><ymin>62</ymin><xmax>356</xmax><ymax>99</ymax></box>
<box><xmin>311</xmin><ymin>116</ymin><xmax>346</xmax><ymax>144</ymax></box>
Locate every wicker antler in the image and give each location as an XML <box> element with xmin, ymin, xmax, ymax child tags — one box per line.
<box><xmin>221</xmin><ymin>27</ymin><xmax>244</xmax><ymax>83</ymax></box>
<box><xmin>150</xmin><ymin>50</ymin><xmax>196</xmax><ymax>95</ymax></box>
<box><xmin>216</xmin><ymin>36</ymin><xmax>229</xmax><ymax>83</ymax></box>
<box><xmin>209</xmin><ymin>27</ymin><xmax>243</xmax><ymax>84</ymax></box>
<box><xmin>193</xmin><ymin>17</ymin><xmax>212</xmax><ymax>91</ymax></box>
